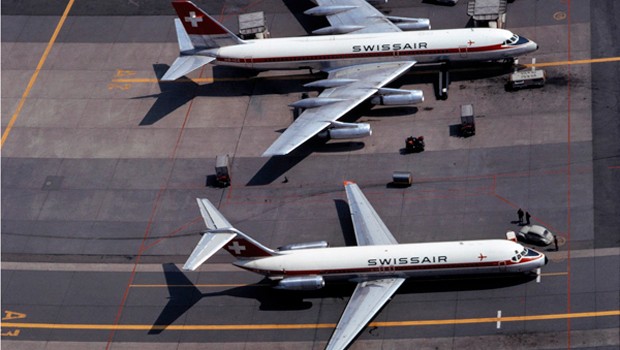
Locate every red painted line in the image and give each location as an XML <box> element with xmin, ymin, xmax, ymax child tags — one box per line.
<box><xmin>609</xmin><ymin>165</ymin><xmax>620</xmax><ymax>169</ymax></box>
<box><xmin>105</xmin><ymin>66</ymin><xmax>206</xmax><ymax>349</ymax></box>
<box><xmin>565</xmin><ymin>1</ymin><xmax>573</xmax><ymax>347</ymax></box>
<box><xmin>140</xmin><ymin>216</ymin><xmax>203</xmax><ymax>252</ymax></box>
<box><xmin>492</xmin><ymin>193</ymin><xmax>561</xmax><ymax>235</ymax></box>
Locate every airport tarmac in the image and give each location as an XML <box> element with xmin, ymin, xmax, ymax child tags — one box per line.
<box><xmin>2</xmin><ymin>0</ymin><xmax>619</xmax><ymax>349</ymax></box>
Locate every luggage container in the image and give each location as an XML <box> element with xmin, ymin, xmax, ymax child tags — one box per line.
<box><xmin>392</xmin><ymin>171</ymin><xmax>413</xmax><ymax>187</ymax></box>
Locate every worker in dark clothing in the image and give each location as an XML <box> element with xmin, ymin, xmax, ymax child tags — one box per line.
<box><xmin>517</xmin><ymin>208</ymin><xmax>524</xmax><ymax>224</ymax></box>
<box><xmin>525</xmin><ymin>211</ymin><xmax>531</xmax><ymax>225</ymax></box>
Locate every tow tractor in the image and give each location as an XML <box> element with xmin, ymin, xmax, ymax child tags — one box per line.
<box><xmin>405</xmin><ymin>135</ymin><xmax>425</xmax><ymax>153</ymax></box>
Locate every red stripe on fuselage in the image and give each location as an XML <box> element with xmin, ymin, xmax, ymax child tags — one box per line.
<box><xmin>217</xmin><ymin>44</ymin><xmax>508</xmax><ymax>65</ymax></box>
<box><xmin>238</xmin><ymin>259</ymin><xmax>528</xmax><ymax>278</ymax></box>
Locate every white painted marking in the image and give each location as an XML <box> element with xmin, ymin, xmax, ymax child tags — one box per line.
<box><xmin>185</xmin><ymin>11</ymin><xmax>203</xmax><ymax>27</ymax></box>
<box><xmin>496</xmin><ymin>310</ymin><xmax>502</xmax><ymax>329</ymax></box>
<box><xmin>536</xmin><ymin>268</ymin><xmax>541</xmax><ymax>283</ymax></box>
<box><xmin>228</xmin><ymin>241</ymin><xmax>246</xmax><ymax>255</ymax></box>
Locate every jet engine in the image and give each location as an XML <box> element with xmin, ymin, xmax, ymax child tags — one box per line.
<box><xmin>370</xmin><ymin>88</ymin><xmax>424</xmax><ymax>106</ymax></box>
<box><xmin>275</xmin><ymin>276</ymin><xmax>326</xmax><ymax>290</ymax></box>
<box><xmin>317</xmin><ymin>121</ymin><xmax>372</xmax><ymax>139</ymax></box>
<box><xmin>278</xmin><ymin>241</ymin><xmax>329</xmax><ymax>251</ymax></box>
<box><xmin>386</xmin><ymin>16</ymin><xmax>431</xmax><ymax>31</ymax></box>
<box><xmin>312</xmin><ymin>25</ymin><xmax>364</xmax><ymax>35</ymax></box>
<box><xmin>304</xmin><ymin>5</ymin><xmax>357</xmax><ymax>16</ymax></box>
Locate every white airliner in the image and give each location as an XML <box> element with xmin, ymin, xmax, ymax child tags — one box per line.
<box><xmin>162</xmin><ymin>0</ymin><xmax>539</xmax><ymax>156</ymax></box>
<box><xmin>184</xmin><ymin>181</ymin><xmax>547</xmax><ymax>350</ymax></box>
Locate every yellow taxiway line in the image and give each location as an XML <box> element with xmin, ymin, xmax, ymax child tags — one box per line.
<box><xmin>525</xmin><ymin>56</ymin><xmax>620</xmax><ymax>68</ymax></box>
<box><xmin>2</xmin><ymin>310</ymin><xmax>618</xmax><ymax>331</ymax></box>
<box><xmin>1</xmin><ymin>0</ymin><xmax>75</xmax><ymax>148</ymax></box>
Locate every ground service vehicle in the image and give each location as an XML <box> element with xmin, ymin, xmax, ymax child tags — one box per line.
<box><xmin>508</xmin><ymin>69</ymin><xmax>546</xmax><ymax>90</ymax></box>
<box><xmin>460</xmin><ymin>104</ymin><xmax>476</xmax><ymax>137</ymax></box>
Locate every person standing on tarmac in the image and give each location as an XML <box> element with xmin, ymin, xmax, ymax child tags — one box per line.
<box><xmin>517</xmin><ymin>208</ymin><xmax>524</xmax><ymax>224</ymax></box>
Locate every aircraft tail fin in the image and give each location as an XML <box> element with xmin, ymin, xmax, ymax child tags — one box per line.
<box><xmin>183</xmin><ymin>199</ymin><xmax>276</xmax><ymax>271</ymax></box>
<box><xmin>171</xmin><ymin>0</ymin><xmax>246</xmax><ymax>49</ymax></box>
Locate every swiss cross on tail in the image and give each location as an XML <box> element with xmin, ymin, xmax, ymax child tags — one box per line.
<box><xmin>185</xmin><ymin>11</ymin><xmax>203</xmax><ymax>27</ymax></box>
<box><xmin>222</xmin><ymin>238</ymin><xmax>273</xmax><ymax>258</ymax></box>
<box><xmin>172</xmin><ymin>0</ymin><xmax>228</xmax><ymax>35</ymax></box>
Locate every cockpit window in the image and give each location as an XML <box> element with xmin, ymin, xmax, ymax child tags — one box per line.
<box><xmin>511</xmin><ymin>248</ymin><xmax>529</xmax><ymax>262</ymax></box>
<box><xmin>503</xmin><ymin>34</ymin><xmax>520</xmax><ymax>45</ymax></box>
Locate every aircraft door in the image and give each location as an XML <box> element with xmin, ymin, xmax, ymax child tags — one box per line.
<box><xmin>498</xmin><ymin>260</ymin><xmax>507</xmax><ymax>272</ymax></box>
<box><xmin>380</xmin><ymin>264</ymin><xmax>396</xmax><ymax>274</ymax></box>
<box><xmin>458</xmin><ymin>46</ymin><xmax>468</xmax><ymax>58</ymax></box>
<box><xmin>243</xmin><ymin>56</ymin><xmax>253</xmax><ymax>68</ymax></box>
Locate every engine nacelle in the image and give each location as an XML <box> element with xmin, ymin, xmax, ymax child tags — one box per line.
<box><xmin>304</xmin><ymin>78</ymin><xmax>358</xmax><ymax>89</ymax></box>
<box><xmin>317</xmin><ymin>121</ymin><xmax>371</xmax><ymax>139</ymax></box>
<box><xmin>278</xmin><ymin>241</ymin><xmax>329</xmax><ymax>251</ymax></box>
<box><xmin>275</xmin><ymin>276</ymin><xmax>325</xmax><ymax>290</ymax></box>
<box><xmin>304</xmin><ymin>5</ymin><xmax>357</xmax><ymax>16</ymax></box>
<box><xmin>313</xmin><ymin>25</ymin><xmax>364</xmax><ymax>35</ymax></box>
<box><xmin>370</xmin><ymin>88</ymin><xmax>424</xmax><ymax>106</ymax></box>
<box><xmin>386</xmin><ymin>16</ymin><xmax>431</xmax><ymax>31</ymax></box>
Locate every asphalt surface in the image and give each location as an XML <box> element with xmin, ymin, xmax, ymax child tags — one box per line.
<box><xmin>2</xmin><ymin>0</ymin><xmax>619</xmax><ymax>349</ymax></box>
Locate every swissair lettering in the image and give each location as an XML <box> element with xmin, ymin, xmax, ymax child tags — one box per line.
<box><xmin>352</xmin><ymin>42</ymin><xmax>428</xmax><ymax>52</ymax></box>
<box><xmin>368</xmin><ymin>255</ymin><xmax>448</xmax><ymax>266</ymax></box>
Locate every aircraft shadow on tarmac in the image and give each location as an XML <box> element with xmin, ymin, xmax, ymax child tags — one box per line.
<box><xmin>245</xmin><ymin>139</ymin><xmax>366</xmax><ymax>186</ymax></box>
<box><xmin>246</xmin><ymin>99</ymin><xmax>417</xmax><ymax>186</ymax></box>
<box><xmin>136</xmin><ymin>59</ymin><xmax>514</xmax><ymax>127</ymax></box>
<box><xmin>135</xmin><ymin>64</ymin><xmax>311</xmax><ymax>125</ymax></box>
<box><xmin>282</xmin><ymin>0</ymin><xmax>330</xmax><ymax>34</ymax></box>
<box><xmin>136</xmin><ymin>62</ymin><xmax>515</xmax><ymax>183</ymax></box>
<box><xmin>149</xmin><ymin>263</ymin><xmax>536</xmax><ymax>334</ymax></box>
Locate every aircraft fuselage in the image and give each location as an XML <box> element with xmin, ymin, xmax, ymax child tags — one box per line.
<box><xmin>197</xmin><ymin>28</ymin><xmax>538</xmax><ymax>70</ymax></box>
<box><xmin>233</xmin><ymin>239</ymin><xmax>547</xmax><ymax>280</ymax></box>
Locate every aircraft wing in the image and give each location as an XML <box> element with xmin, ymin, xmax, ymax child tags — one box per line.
<box><xmin>326</xmin><ymin>278</ymin><xmax>406</xmax><ymax>350</ymax></box>
<box><xmin>262</xmin><ymin>61</ymin><xmax>415</xmax><ymax>157</ymax></box>
<box><xmin>344</xmin><ymin>181</ymin><xmax>398</xmax><ymax>245</ymax></box>
<box><xmin>314</xmin><ymin>0</ymin><xmax>401</xmax><ymax>34</ymax></box>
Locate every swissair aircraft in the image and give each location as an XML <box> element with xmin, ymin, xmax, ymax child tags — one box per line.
<box><xmin>184</xmin><ymin>181</ymin><xmax>547</xmax><ymax>350</ymax></box>
<box><xmin>162</xmin><ymin>0</ymin><xmax>538</xmax><ymax>157</ymax></box>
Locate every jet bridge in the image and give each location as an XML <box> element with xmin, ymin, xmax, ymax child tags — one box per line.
<box><xmin>467</xmin><ymin>0</ymin><xmax>507</xmax><ymax>28</ymax></box>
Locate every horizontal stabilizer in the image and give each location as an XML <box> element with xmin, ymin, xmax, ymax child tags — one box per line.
<box><xmin>196</xmin><ymin>198</ymin><xmax>232</xmax><ymax>230</ymax></box>
<box><xmin>183</xmin><ymin>231</ymin><xmax>237</xmax><ymax>271</ymax></box>
<box><xmin>161</xmin><ymin>55</ymin><xmax>215</xmax><ymax>81</ymax></box>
